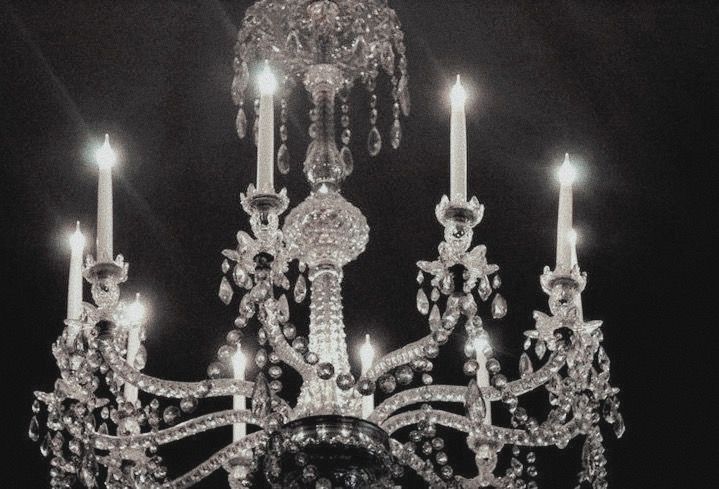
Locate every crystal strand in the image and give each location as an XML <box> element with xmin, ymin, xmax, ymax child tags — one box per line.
<box><xmin>390</xmin><ymin>74</ymin><xmax>402</xmax><ymax>149</ymax></box>
<box><xmin>367</xmin><ymin>85</ymin><xmax>382</xmax><ymax>157</ymax></box>
<box><xmin>277</xmin><ymin>96</ymin><xmax>290</xmax><ymax>174</ymax></box>
<box><xmin>338</xmin><ymin>89</ymin><xmax>353</xmax><ymax>175</ymax></box>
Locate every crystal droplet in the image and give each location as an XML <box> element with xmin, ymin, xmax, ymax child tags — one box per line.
<box><xmin>367</xmin><ymin>126</ymin><xmax>382</xmax><ymax>157</ymax></box>
<box><xmin>416</xmin><ymin>289</ymin><xmax>430</xmax><ymax>315</ymax></box>
<box><xmin>28</xmin><ymin>415</ymin><xmax>40</xmax><ymax>442</ymax></box>
<box><xmin>218</xmin><ymin>277</ymin><xmax>234</xmax><ymax>305</ymax></box>
<box><xmin>251</xmin><ymin>373</ymin><xmax>272</xmax><ymax>418</ymax></box>
<box><xmin>277</xmin><ymin>294</ymin><xmax>290</xmax><ymax>323</ymax></box>
<box><xmin>235</xmin><ymin>108</ymin><xmax>247</xmax><ymax>139</ymax></box>
<box><xmin>32</xmin><ymin>399</ymin><xmax>41</xmax><ymax>413</ymax></box>
<box><xmin>519</xmin><ymin>353</ymin><xmax>533</xmax><ymax>377</ymax></box>
<box><xmin>231</xmin><ymin>74</ymin><xmax>244</xmax><ymax>105</ymax></box>
<box><xmin>464</xmin><ymin>379</ymin><xmax>486</xmax><ymax>421</ymax></box>
<box><xmin>221</xmin><ymin>259</ymin><xmax>230</xmax><ymax>274</ymax></box>
<box><xmin>416</xmin><ymin>271</ymin><xmax>424</xmax><ymax>285</ymax></box>
<box><xmin>492</xmin><ymin>274</ymin><xmax>502</xmax><ymax>289</ymax></box>
<box><xmin>390</xmin><ymin>119</ymin><xmax>402</xmax><ymax>149</ymax></box>
<box><xmin>535</xmin><ymin>340</ymin><xmax>547</xmax><ymax>359</ymax></box>
<box><xmin>98</xmin><ymin>422</ymin><xmax>109</xmax><ymax>435</ymax></box>
<box><xmin>430</xmin><ymin>287</ymin><xmax>440</xmax><ymax>302</ymax></box>
<box><xmin>429</xmin><ymin>305</ymin><xmax>442</xmax><ymax>331</ymax></box>
<box><xmin>613</xmin><ymin>412</ymin><xmax>626</xmax><ymax>438</ymax></box>
<box><xmin>398</xmin><ymin>75</ymin><xmax>411</xmax><ymax>116</ymax></box>
<box><xmin>277</xmin><ymin>143</ymin><xmax>290</xmax><ymax>175</ymax></box>
<box><xmin>491</xmin><ymin>293</ymin><xmax>508</xmax><ymax>319</ymax></box>
<box><xmin>340</xmin><ymin>146</ymin><xmax>354</xmax><ymax>175</ymax></box>
<box><xmin>285</xmin><ymin>30</ymin><xmax>301</xmax><ymax>54</ymax></box>
<box><xmin>523</xmin><ymin>337</ymin><xmax>532</xmax><ymax>351</ymax></box>
<box><xmin>134</xmin><ymin>344</ymin><xmax>147</xmax><ymax>369</ymax></box>
<box><xmin>478</xmin><ymin>276</ymin><xmax>492</xmax><ymax>301</ymax></box>
<box><xmin>233</xmin><ymin>264</ymin><xmax>247</xmax><ymax>287</ymax></box>
<box><xmin>294</xmin><ymin>274</ymin><xmax>307</xmax><ymax>303</ymax></box>
<box><xmin>40</xmin><ymin>432</ymin><xmax>51</xmax><ymax>457</ymax></box>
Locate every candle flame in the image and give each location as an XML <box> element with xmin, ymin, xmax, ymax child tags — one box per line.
<box><xmin>557</xmin><ymin>153</ymin><xmax>576</xmax><ymax>185</ymax></box>
<box><xmin>258</xmin><ymin>60</ymin><xmax>278</xmax><ymax>95</ymax></box>
<box><xmin>472</xmin><ymin>333</ymin><xmax>492</xmax><ymax>355</ymax></box>
<box><xmin>96</xmin><ymin>133</ymin><xmax>117</xmax><ymax>168</ymax></box>
<box><xmin>68</xmin><ymin>221</ymin><xmax>85</xmax><ymax>252</ymax></box>
<box><xmin>450</xmin><ymin>74</ymin><xmax>467</xmax><ymax>107</ymax></box>
<box><xmin>125</xmin><ymin>293</ymin><xmax>147</xmax><ymax>325</ymax></box>
<box><xmin>359</xmin><ymin>334</ymin><xmax>375</xmax><ymax>369</ymax></box>
<box><xmin>231</xmin><ymin>346</ymin><xmax>246</xmax><ymax>377</ymax></box>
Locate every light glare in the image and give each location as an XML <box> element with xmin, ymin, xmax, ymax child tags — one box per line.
<box><xmin>231</xmin><ymin>346</ymin><xmax>246</xmax><ymax>377</ymax></box>
<box><xmin>450</xmin><ymin>74</ymin><xmax>467</xmax><ymax>107</ymax></box>
<box><xmin>68</xmin><ymin>221</ymin><xmax>85</xmax><ymax>252</ymax></box>
<box><xmin>473</xmin><ymin>333</ymin><xmax>492</xmax><ymax>355</ymax></box>
<box><xmin>359</xmin><ymin>334</ymin><xmax>375</xmax><ymax>369</ymax></box>
<box><xmin>125</xmin><ymin>293</ymin><xmax>146</xmax><ymax>325</ymax></box>
<box><xmin>557</xmin><ymin>153</ymin><xmax>576</xmax><ymax>185</ymax></box>
<box><xmin>96</xmin><ymin>133</ymin><xmax>117</xmax><ymax>168</ymax></box>
<box><xmin>258</xmin><ymin>61</ymin><xmax>278</xmax><ymax>95</ymax></box>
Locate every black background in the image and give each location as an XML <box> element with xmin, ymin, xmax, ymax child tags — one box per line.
<box><xmin>2</xmin><ymin>1</ymin><xmax>716</xmax><ymax>487</ymax></box>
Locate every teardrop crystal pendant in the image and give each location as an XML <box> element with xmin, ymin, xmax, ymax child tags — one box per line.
<box><xmin>416</xmin><ymin>288</ymin><xmax>429</xmax><ymax>315</ymax></box>
<box><xmin>235</xmin><ymin>108</ymin><xmax>247</xmax><ymax>139</ymax></box>
<box><xmin>40</xmin><ymin>433</ymin><xmax>51</xmax><ymax>457</ymax></box>
<box><xmin>398</xmin><ymin>75</ymin><xmax>411</xmax><ymax>116</ymax></box>
<box><xmin>277</xmin><ymin>294</ymin><xmax>290</xmax><ymax>323</ymax></box>
<box><xmin>218</xmin><ymin>276</ymin><xmax>234</xmax><ymax>305</ymax></box>
<box><xmin>367</xmin><ymin>126</ymin><xmax>382</xmax><ymax>157</ymax></box>
<box><xmin>28</xmin><ymin>415</ymin><xmax>40</xmax><ymax>442</ymax></box>
<box><xmin>491</xmin><ymin>293</ymin><xmax>508</xmax><ymax>318</ymax></box>
<box><xmin>277</xmin><ymin>143</ymin><xmax>290</xmax><ymax>175</ymax></box>
<box><xmin>390</xmin><ymin>119</ymin><xmax>402</xmax><ymax>149</ymax></box>
<box><xmin>340</xmin><ymin>146</ymin><xmax>354</xmax><ymax>175</ymax></box>
<box><xmin>294</xmin><ymin>274</ymin><xmax>307</xmax><ymax>303</ymax></box>
<box><xmin>519</xmin><ymin>353</ymin><xmax>533</xmax><ymax>377</ymax></box>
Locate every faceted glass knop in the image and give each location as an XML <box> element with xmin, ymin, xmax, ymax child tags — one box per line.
<box><xmin>390</xmin><ymin>119</ymin><xmax>402</xmax><ymax>149</ymax></box>
<box><xmin>277</xmin><ymin>143</ymin><xmax>290</xmax><ymax>174</ymax></box>
<box><xmin>367</xmin><ymin>126</ymin><xmax>382</xmax><ymax>157</ymax></box>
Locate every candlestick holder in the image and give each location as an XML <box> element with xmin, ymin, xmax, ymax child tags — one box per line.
<box><xmin>83</xmin><ymin>256</ymin><xmax>129</xmax><ymax>312</ymax></box>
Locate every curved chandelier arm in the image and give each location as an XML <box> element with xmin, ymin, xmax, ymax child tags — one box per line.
<box><xmin>158</xmin><ymin>431</ymin><xmax>268</xmax><ymax>489</ymax></box>
<box><xmin>389</xmin><ymin>439</ymin><xmax>446</xmax><ymax>487</ymax></box>
<box><xmin>382</xmin><ymin>409</ymin><xmax>581</xmax><ymax>448</ymax></box>
<box><xmin>99</xmin><ymin>339</ymin><xmax>254</xmax><ymax>398</ymax></box>
<box><xmin>364</xmin><ymin>334</ymin><xmax>436</xmax><ymax>381</ymax></box>
<box><xmin>369</xmin><ymin>350</ymin><xmax>567</xmax><ymax>424</ymax></box>
<box><xmin>369</xmin><ymin>385</ymin><xmax>467</xmax><ymax>423</ymax></box>
<box><xmin>93</xmin><ymin>409</ymin><xmax>265</xmax><ymax>451</ymax></box>
<box><xmin>261</xmin><ymin>306</ymin><xmax>316</xmax><ymax>381</ymax></box>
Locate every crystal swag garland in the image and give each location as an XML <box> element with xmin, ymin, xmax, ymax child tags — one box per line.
<box><xmin>30</xmin><ymin>1</ymin><xmax>623</xmax><ymax>488</ymax></box>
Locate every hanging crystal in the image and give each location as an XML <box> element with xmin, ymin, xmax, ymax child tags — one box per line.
<box><xmin>231</xmin><ymin>59</ymin><xmax>249</xmax><ymax>105</ymax></box>
<box><xmin>28</xmin><ymin>415</ymin><xmax>40</xmax><ymax>442</ymax></box>
<box><xmin>294</xmin><ymin>274</ymin><xmax>307</xmax><ymax>303</ymax></box>
<box><xmin>519</xmin><ymin>353</ymin><xmax>533</xmax><ymax>377</ymax></box>
<box><xmin>390</xmin><ymin>119</ymin><xmax>402</xmax><ymax>150</ymax></box>
<box><xmin>416</xmin><ymin>289</ymin><xmax>430</xmax><ymax>315</ymax></box>
<box><xmin>491</xmin><ymin>293</ymin><xmax>508</xmax><ymax>318</ymax></box>
<box><xmin>367</xmin><ymin>92</ymin><xmax>382</xmax><ymax>157</ymax></box>
<box><xmin>218</xmin><ymin>276</ymin><xmax>234</xmax><ymax>305</ymax></box>
<box><xmin>277</xmin><ymin>97</ymin><xmax>290</xmax><ymax>174</ymax></box>
<box><xmin>235</xmin><ymin>106</ymin><xmax>247</xmax><ymax>139</ymax></box>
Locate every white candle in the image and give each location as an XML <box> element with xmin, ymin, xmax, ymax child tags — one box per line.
<box><xmin>231</xmin><ymin>347</ymin><xmax>247</xmax><ymax>441</ymax></box>
<box><xmin>473</xmin><ymin>335</ymin><xmax>492</xmax><ymax>424</ymax></box>
<box><xmin>556</xmin><ymin>153</ymin><xmax>576</xmax><ymax>271</ymax></box>
<box><xmin>67</xmin><ymin>222</ymin><xmax>85</xmax><ymax>321</ymax></box>
<box><xmin>450</xmin><ymin>74</ymin><xmax>468</xmax><ymax>202</ymax></box>
<box><xmin>359</xmin><ymin>334</ymin><xmax>376</xmax><ymax>419</ymax></box>
<box><xmin>124</xmin><ymin>293</ymin><xmax>146</xmax><ymax>404</ymax></box>
<box><xmin>256</xmin><ymin>62</ymin><xmax>277</xmax><ymax>193</ymax></box>
<box><xmin>95</xmin><ymin>134</ymin><xmax>116</xmax><ymax>263</ymax></box>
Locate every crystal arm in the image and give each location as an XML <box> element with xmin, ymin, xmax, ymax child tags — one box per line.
<box><xmin>370</xmin><ymin>351</ymin><xmax>567</xmax><ymax>423</ymax></box>
<box><xmin>382</xmin><ymin>409</ymin><xmax>580</xmax><ymax>447</ymax></box>
<box><xmin>98</xmin><ymin>337</ymin><xmax>254</xmax><ymax>398</ymax></box>
<box><xmin>93</xmin><ymin>409</ymin><xmax>265</xmax><ymax>450</ymax></box>
<box><xmin>159</xmin><ymin>432</ymin><xmax>267</xmax><ymax>489</ymax></box>
<box><xmin>389</xmin><ymin>439</ymin><xmax>446</xmax><ymax>486</ymax></box>
<box><xmin>364</xmin><ymin>334</ymin><xmax>436</xmax><ymax>381</ymax></box>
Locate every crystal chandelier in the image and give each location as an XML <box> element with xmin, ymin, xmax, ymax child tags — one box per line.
<box><xmin>30</xmin><ymin>1</ymin><xmax>624</xmax><ymax>488</ymax></box>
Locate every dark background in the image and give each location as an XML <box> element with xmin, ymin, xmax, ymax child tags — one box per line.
<box><xmin>2</xmin><ymin>1</ymin><xmax>716</xmax><ymax>487</ymax></box>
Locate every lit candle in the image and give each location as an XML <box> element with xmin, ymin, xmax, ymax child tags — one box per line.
<box><xmin>124</xmin><ymin>293</ymin><xmax>146</xmax><ymax>404</ymax></box>
<box><xmin>450</xmin><ymin>74</ymin><xmax>468</xmax><ymax>202</ymax></box>
<box><xmin>231</xmin><ymin>347</ymin><xmax>247</xmax><ymax>441</ymax></box>
<box><xmin>359</xmin><ymin>334</ymin><xmax>375</xmax><ymax>419</ymax></box>
<box><xmin>256</xmin><ymin>61</ymin><xmax>277</xmax><ymax>193</ymax></box>
<box><xmin>67</xmin><ymin>222</ymin><xmax>85</xmax><ymax>321</ymax></box>
<box><xmin>556</xmin><ymin>153</ymin><xmax>576</xmax><ymax>271</ymax></box>
<box><xmin>95</xmin><ymin>134</ymin><xmax>116</xmax><ymax>263</ymax></box>
<box><xmin>473</xmin><ymin>334</ymin><xmax>492</xmax><ymax>424</ymax></box>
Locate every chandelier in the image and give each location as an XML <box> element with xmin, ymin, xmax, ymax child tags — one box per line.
<box><xmin>30</xmin><ymin>1</ymin><xmax>624</xmax><ymax>488</ymax></box>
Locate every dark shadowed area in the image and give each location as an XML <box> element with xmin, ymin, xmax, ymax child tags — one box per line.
<box><xmin>1</xmin><ymin>1</ymin><xmax>715</xmax><ymax>487</ymax></box>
